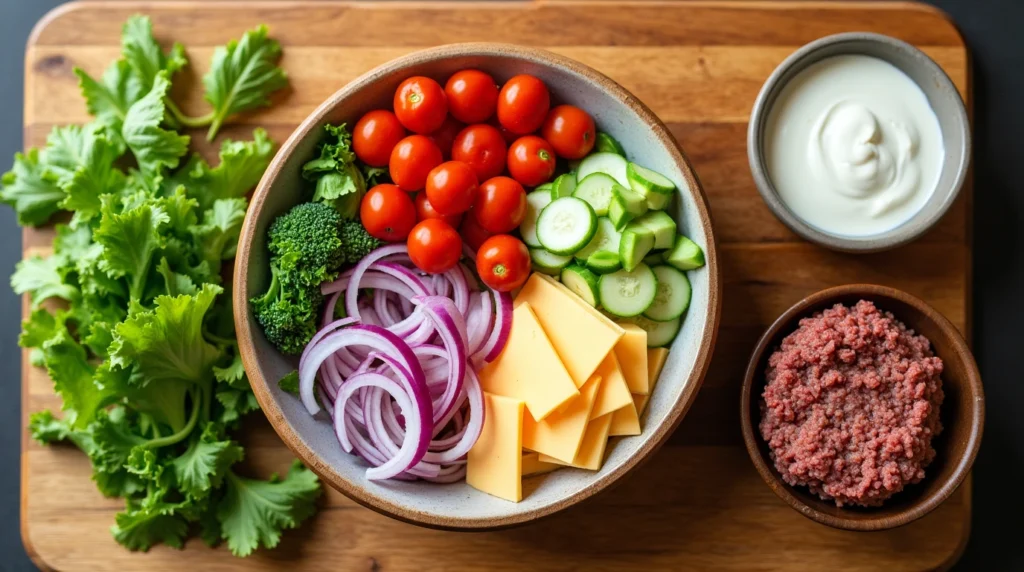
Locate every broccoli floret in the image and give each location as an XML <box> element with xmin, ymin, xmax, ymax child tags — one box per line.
<box><xmin>338</xmin><ymin>219</ymin><xmax>382</xmax><ymax>265</ymax></box>
<box><xmin>267</xmin><ymin>202</ymin><xmax>344</xmax><ymax>278</ymax></box>
<box><xmin>250</xmin><ymin>263</ymin><xmax>322</xmax><ymax>355</ymax></box>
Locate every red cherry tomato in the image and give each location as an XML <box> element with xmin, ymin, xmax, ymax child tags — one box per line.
<box><xmin>507</xmin><ymin>136</ymin><xmax>556</xmax><ymax>187</ymax></box>
<box><xmin>425</xmin><ymin>161</ymin><xmax>478</xmax><ymax>216</ymax></box>
<box><xmin>360</xmin><ymin>184</ymin><xmax>417</xmax><ymax>242</ymax></box>
<box><xmin>389</xmin><ymin>135</ymin><xmax>443</xmax><ymax>191</ymax></box>
<box><xmin>541</xmin><ymin>105</ymin><xmax>596</xmax><ymax>160</ymax></box>
<box><xmin>452</xmin><ymin>124</ymin><xmax>507</xmax><ymax>181</ymax></box>
<box><xmin>394</xmin><ymin>76</ymin><xmax>448</xmax><ymax>134</ymax></box>
<box><xmin>497</xmin><ymin>75</ymin><xmax>550</xmax><ymax>135</ymax></box>
<box><xmin>459</xmin><ymin>214</ymin><xmax>494</xmax><ymax>253</ymax></box>
<box><xmin>445</xmin><ymin>69</ymin><xmax>499</xmax><ymax>124</ymax></box>
<box><xmin>415</xmin><ymin>190</ymin><xmax>462</xmax><ymax>228</ymax></box>
<box><xmin>428</xmin><ymin>116</ymin><xmax>464</xmax><ymax>160</ymax></box>
<box><xmin>407</xmin><ymin>219</ymin><xmax>463</xmax><ymax>274</ymax></box>
<box><xmin>476</xmin><ymin>234</ymin><xmax>531</xmax><ymax>292</ymax></box>
<box><xmin>473</xmin><ymin>176</ymin><xmax>527</xmax><ymax>234</ymax></box>
<box><xmin>352</xmin><ymin>110</ymin><xmax>407</xmax><ymax>167</ymax></box>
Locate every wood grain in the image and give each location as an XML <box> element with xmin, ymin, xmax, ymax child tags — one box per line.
<box><xmin>21</xmin><ymin>1</ymin><xmax>972</xmax><ymax>570</ymax></box>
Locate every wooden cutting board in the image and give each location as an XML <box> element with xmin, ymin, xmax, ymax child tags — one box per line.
<box><xmin>21</xmin><ymin>1</ymin><xmax>972</xmax><ymax>570</ymax></box>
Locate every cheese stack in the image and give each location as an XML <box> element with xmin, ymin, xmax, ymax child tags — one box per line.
<box><xmin>467</xmin><ymin>274</ymin><xmax>670</xmax><ymax>502</ymax></box>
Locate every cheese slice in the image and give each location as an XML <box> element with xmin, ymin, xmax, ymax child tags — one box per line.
<box><xmin>523</xmin><ymin>374</ymin><xmax>602</xmax><ymax>463</ymax></box>
<box><xmin>540</xmin><ymin>413</ymin><xmax>614</xmax><ymax>471</ymax></box>
<box><xmin>608</xmin><ymin>401</ymin><xmax>641</xmax><ymax>436</ymax></box>
<box><xmin>634</xmin><ymin>347</ymin><xmax>670</xmax><ymax>415</ymax></box>
<box><xmin>589</xmin><ymin>351</ymin><xmax>632</xmax><ymax>419</ymax></box>
<box><xmin>514</xmin><ymin>274</ymin><xmax>624</xmax><ymax>387</ymax></box>
<box><xmin>467</xmin><ymin>393</ymin><xmax>524</xmax><ymax>502</ymax></box>
<box><xmin>479</xmin><ymin>302</ymin><xmax>579</xmax><ymax>421</ymax></box>
<box><xmin>522</xmin><ymin>452</ymin><xmax>560</xmax><ymax>477</ymax></box>
<box><xmin>614</xmin><ymin>323</ymin><xmax>650</xmax><ymax>394</ymax></box>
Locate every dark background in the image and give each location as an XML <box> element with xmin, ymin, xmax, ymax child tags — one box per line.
<box><xmin>0</xmin><ymin>1</ymin><xmax>1020</xmax><ymax>570</ymax></box>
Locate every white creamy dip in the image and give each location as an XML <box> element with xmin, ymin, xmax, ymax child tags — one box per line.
<box><xmin>764</xmin><ymin>54</ymin><xmax>944</xmax><ymax>236</ymax></box>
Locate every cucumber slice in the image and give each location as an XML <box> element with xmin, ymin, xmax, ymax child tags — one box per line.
<box><xmin>665</xmin><ymin>234</ymin><xmax>706</xmax><ymax>270</ymax></box>
<box><xmin>585</xmin><ymin>250</ymin><xmax>622</xmax><ymax>274</ymax></box>
<box><xmin>535</xmin><ymin>182</ymin><xmax>553</xmax><ymax>194</ymax></box>
<box><xmin>595</xmin><ymin>132</ymin><xmax>626</xmax><ymax>156</ymax></box>
<box><xmin>643</xmin><ymin>252</ymin><xmax>665</xmax><ymax>266</ymax></box>
<box><xmin>627</xmin><ymin>163</ymin><xmax>675</xmax><ymax>195</ymax></box>
<box><xmin>537</xmin><ymin>197</ymin><xmax>598</xmax><ymax>255</ymax></box>
<box><xmin>551</xmin><ymin>173</ymin><xmax>577</xmax><ymax>200</ymax></box>
<box><xmin>520</xmin><ymin>190</ymin><xmax>553</xmax><ymax>248</ymax></box>
<box><xmin>619</xmin><ymin>223</ymin><xmax>655</xmax><ymax>272</ymax></box>
<box><xmin>530</xmin><ymin>248</ymin><xmax>573</xmax><ymax>275</ymax></box>
<box><xmin>626</xmin><ymin>314</ymin><xmax>681</xmax><ymax>347</ymax></box>
<box><xmin>598</xmin><ymin>263</ymin><xmax>658</xmax><ymax>317</ymax></box>
<box><xmin>644</xmin><ymin>190</ymin><xmax>671</xmax><ymax>211</ymax></box>
<box><xmin>574</xmin><ymin>217</ymin><xmax>621</xmax><ymax>261</ymax></box>
<box><xmin>561</xmin><ymin>264</ymin><xmax>600</xmax><ymax>307</ymax></box>
<box><xmin>644</xmin><ymin>266</ymin><xmax>691</xmax><ymax>321</ymax></box>
<box><xmin>572</xmin><ymin>173</ymin><xmax>617</xmax><ymax>216</ymax></box>
<box><xmin>634</xmin><ymin>211</ymin><xmax>677</xmax><ymax>250</ymax></box>
<box><xmin>608</xmin><ymin>184</ymin><xmax>648</xmax><ymax>230</ymax></box>
<box><xmin>577</xmin><ymin>152</ymin><xmax>629</xmax><ymax>188</ymax></box>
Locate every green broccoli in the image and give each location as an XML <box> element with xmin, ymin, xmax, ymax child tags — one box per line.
<box><xmin>267</xmin><ymin>201</ymin><xmax>344</xmax><ymax>277</ymax></box>
<box><xmin>250</xmin><ymin>262</ymin><xmax>322</xmax><ymax>355</ymax></box>
<box><xmin>338</xmin><ymin>218</ymin><xmax>382</xmax><ymax>265</ymax></box>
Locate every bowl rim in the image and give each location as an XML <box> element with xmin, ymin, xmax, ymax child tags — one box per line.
<box><xmin>739</xmin><ymin>284</ymin><xmax>984</xmax><ymax>531</ymax></box>
<box><xmin>746</xmin><ymin>31</ymin><xmax>971</xmax><ymax>253</ymax></box>
<box><xmin>234</xmin><ymin>42</ymin><xmax>722</xmax><ymax>530</ymax></box>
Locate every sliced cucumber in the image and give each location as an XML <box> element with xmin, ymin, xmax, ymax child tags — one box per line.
<box><xmin>530</xmin><ymin>248</ymin><xmax>573</xmax><ymax>275</ymax></box>
<box><xmin>520</xmin><ymin>190</ymin><xmax>553</xmax><ymax>248</ymax></box>
<box><xmin>643</xmin><ymin>252</ymin><xmax>665</xmax><ymax>266</ymax></box>
<box><xmin>598</xmin><ymin>263</ymin><xmax>658</xmax><ymax>318</ymax></box>
<box><xmin>572</xmin><ymin>173</ymin><xmax>617</xmax><ymax>216</ymax></box>
<box><xmin>594</xmin><ymin>132</ymin><xmax>625</xmax><ymax>156</ymax></box>
<box><xmin>584</xmin><ymin>250</ymin><xmax>622</xmax><ymax>274</ymax></box>
<box><xmin>535</xmin><ymin>182</ymin><xmax>553</xmax><ymax>194</ymax></box>
<box><xmin>574</xmin><ymin>217</ymin><xmax>621</xmax><ymax>261</ymax></box>
<box><xmin>537</xmin><ymin>197</ymin><xmax>598</xmax><ymax>255</ymax></box>
<box><xmin>644</xmin><ymin>266</ymin><xmax>691</xmax><ymax>321</ymax></box>
<box><xmin>619</xmin><ymin>223</ymin><xmax>655</xmax><ymax>272</ymax></box>
<box><xmin>577</xmin><ymin>152</ymin><xmax>629</xmax><ymax>188</ymax></box>
<box><xmin>561</xmin><ymin>265</ymin><xmax>600</xmax><ymax>307</ymax></box>
<box><xmin>551</xmin><ymin>173</ymin><xmax>577</xmax><ymax>200</ymax></box>
<box><xmin>634</xmin><ymin>211</ymin><xmax>677</xmax><ymax>249</ymax></box>
<box><xmin>627</xmin><ymin>163</ymin><xmax>675</xmax><ymax>195</ymax></box>
<box><xmin>626</xmin><ymin>314</ymin><xmax>681</xmax><ymax>347</ymax></box>
<box><xmin>608</xmin><ymin>184</ymin><xmax>648</xmax><ymax>230</ymax></box>
<box><xmin>665</xmin><ymin>234</ymin><xmax>706</xmax><ymax>270</ymax></box>
<box><xmin>643</xmin><ymin>189</ymin><xmax>671</xmax><ymax>210</ymax></box>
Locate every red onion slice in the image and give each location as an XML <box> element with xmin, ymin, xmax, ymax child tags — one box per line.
<box><xmin>345</xmin><ymin>244</ymin><xmax>409</xmax><ymax>321</ymax></box>
<box><xmin>477</xmin><ymin>290</ymin><xmax>513</xmax><ymax>362</ymax></box>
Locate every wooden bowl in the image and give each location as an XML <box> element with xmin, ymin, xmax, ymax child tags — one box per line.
<box><xmin>234</xmin><ymin>43</ymin><xmax>721</xmax><ymax>529</ymax></box>
<box><xmin>740</xmin><ymin>284</ymin><xmax>983</xmax><ymax>531</ymax></box>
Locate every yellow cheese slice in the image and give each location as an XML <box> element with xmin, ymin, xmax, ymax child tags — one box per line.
<box><xmin>522</xmin><ymin>452</ymin><xmax>560</xmax><ymax>477</ymax></box>
<box><xmin>608</xmin><ymin>401</ymin><xmax>641</xmax><ymax>436</ymax></box>
<box><xmin>589</xmin><ymin>351</ymin><xmax>632</xmax><ymax>419</ymax></box>
<box><xmin>522</xmin><ymin>374</ymin><xmax>602</xmax><ymax>463</ymax></box>
<box><xmin>614</xmin><ymin>323</ymin><xmax>650</xmax><ymax>394</ymax></box>
<box><xmin>479</xmin><ymin>302</ymin><xmax>580</xmax><ymax>421</ymax></box>
<box><xmin>514</xmin><ymin>274</ymin><xmax>624</xmax><ymax>387</ymax></box>
<box><xmin>467</xmin><ymin>393</ymin><xmax>524</xmax><ymax>502</ymax></box>
<box><xmin>540</xmin><ymin>413</ymin><xmax>615</xmax><ymax>471</ymax></box>
<box><xmin>634</xmin><ymin>347</ymin><xmax>670</xmax><ymax>415</ymax></box>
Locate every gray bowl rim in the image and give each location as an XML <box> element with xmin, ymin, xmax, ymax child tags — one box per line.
<box><xmin>747</xmin><ymin>31</ymin><xmax>971</xmax><ymax>253</ymax></box>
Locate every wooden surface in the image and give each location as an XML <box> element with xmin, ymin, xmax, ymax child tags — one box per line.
<box><xmin>21</xmin><ymin>1</ymin><xmax>972</xmax><ymax>570</ymax></box>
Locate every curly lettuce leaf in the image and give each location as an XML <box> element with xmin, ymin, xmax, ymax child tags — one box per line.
<box><xmin>173</xmin><ymin>423</ymin><xmax>244</xmax><ymax>499</ymax></box>
<box><xmin>122</xmin><ymin>73</ymin><xmax>190</xmax><ymax>183</ymax></box>
<box><xmin>181</xmin><ymin>128</ymin><xmax>275</xmax><ymax>209</ymax></box>
<box><xmin>196</xmin><ymin>197</ymin><xmax>247</xmax><ymax>263</ymax></box>
<box><xmin>302</xmin><ymin>124</ymin><xmax>366</xmax><ymax>219</ymax></box>
<box><xmin>94</xmin><ymin>195</ymin><xmax>168</xmax><ymax>301</ymax></box>
<box><xmin>0</xmin><ymin>149</ymin><xmax>65</xmax><ymax>226</ymax></box>
<box><xmin>12</xmin><ymin>254</ymin><xmax>79</xmax><ymax>308</ymax></box>
<box><xmin>121</xmin><ymin>15</ymin><xmax>187</xmax><ymax>93</ymax></box>
<box><xmin>42</xmin><ymin>325</ymin><xmax>117</xmax><ymax>429</ymax></box>
<box><xmin>75</xmin><ymin>60</ymin><xmax>144</xmax><ymax>150</ymax></box>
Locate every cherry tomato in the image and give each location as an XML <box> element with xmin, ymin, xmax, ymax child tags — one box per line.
<box><xmin>541</xmin><ymin>105</ymin><xmax>596</xmax><ymax>160</ymax></box>
<box><xmin>415</xmin><ymin>190</ymin><xmax>462</xmax><ymax>228</ymax></box>
<box><xmin>473</xmin><ymin>176</ymin><xmax>527</xmax><ymax>233</ymax></box>
<box><xmin>459</xmin><ymin>214</ymin><xmax>494</xmax><ymax>253</ymax></box>
<box><xmin>445</xmin><ymin>69</ymin><xmax>499</xmax><ymax>124</ymax></box>
<box><xmin>394</xmin><ymin>76</ymin><xmax>448</xmax><ymax>134</ymax></box>
<box><xmin>427</xmin><ymin>116</ymin><xmax>464</xmax><ymax>160</ymax></box>
<box><xmin>407</xmin><ymin>219</ymin><xmax>463</xmax><ymax>274</ymax></box>
<box><xmin>360</xmin><ymin>184</ymin><xmax>417</xmax><ymax>242</ymax></box>
<box><xmin>425</xmin><ymin>161</ymin><xmax>478</xmax><ymax>216</ymax></box>
<box><xmin>452</xmin><ymin>124</ymin><xmax>507</xmax><ymax>181</ymax></box>
<box><xmin>507</xmin><ymin>136</ymin><xmax>556</xmax><ymax>187</ymax></box>
<box><xmin>476</xmin><ymin>234</ymin><xmax>531</xmax><ymax>292</ymax></box>
<box><xmin>497</xmin><ymin>75</ymin><xmax>550</xmax><ymax>135</ymax></box>
<box><xmin>389</xmin><ymin>135</ymin><xmax>443</xmax><ymax>191</ymax></box>
<box><xmin>352</xmin><ymin>110</ymin><xmax>407</xmax><ymax>167</ymax></box>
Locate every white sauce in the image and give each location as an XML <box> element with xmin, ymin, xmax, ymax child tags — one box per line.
<box><xmin>764</xmin><ymin>55</ymin><xmax>944</xmax><ymax>236</ymax></box>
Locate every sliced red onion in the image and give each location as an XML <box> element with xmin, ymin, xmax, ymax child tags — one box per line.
<box><xmin>477</xmin><ymin>290</ymin><xmax>513</xmax><ymax>362</ymax></box>
<box><xmin>422</xmin><ymin>464</ymin><xmax>467</xmax><ymax>483</ymax></box>
<box><xmin>444</xmin><ymin>265</ymin><xmax>471</xmax><ymax>315</ymax></box>
<box><xmin>345</xmin><ymin>244</ymin><xmax>409</xmax><ymax>321</ymax></box>
<box><xmin>412</xmin><ymin>296</ymin><xmax>467</xmax><ymax>428</ymax></box>
<box><xmin>421</xmin><ymin>368</ymin><xmax>484</xmax><ymax>464</ymax></box>
<box><xmin>465</xmin><ymin>291</ymin><xmax>494</xmax><ymax>355</ymax></box>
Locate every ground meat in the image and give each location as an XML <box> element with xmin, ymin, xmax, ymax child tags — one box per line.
<box><xmin>759</xmin><ymin>300</ymin><xmax>944</xmax><ymax>507</ymax></box>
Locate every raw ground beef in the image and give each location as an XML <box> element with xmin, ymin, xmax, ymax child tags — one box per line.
<box><xmin>759</xmin><ymin>300</ymin><xmax>944</xmax><ymax>507</ymax></box>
